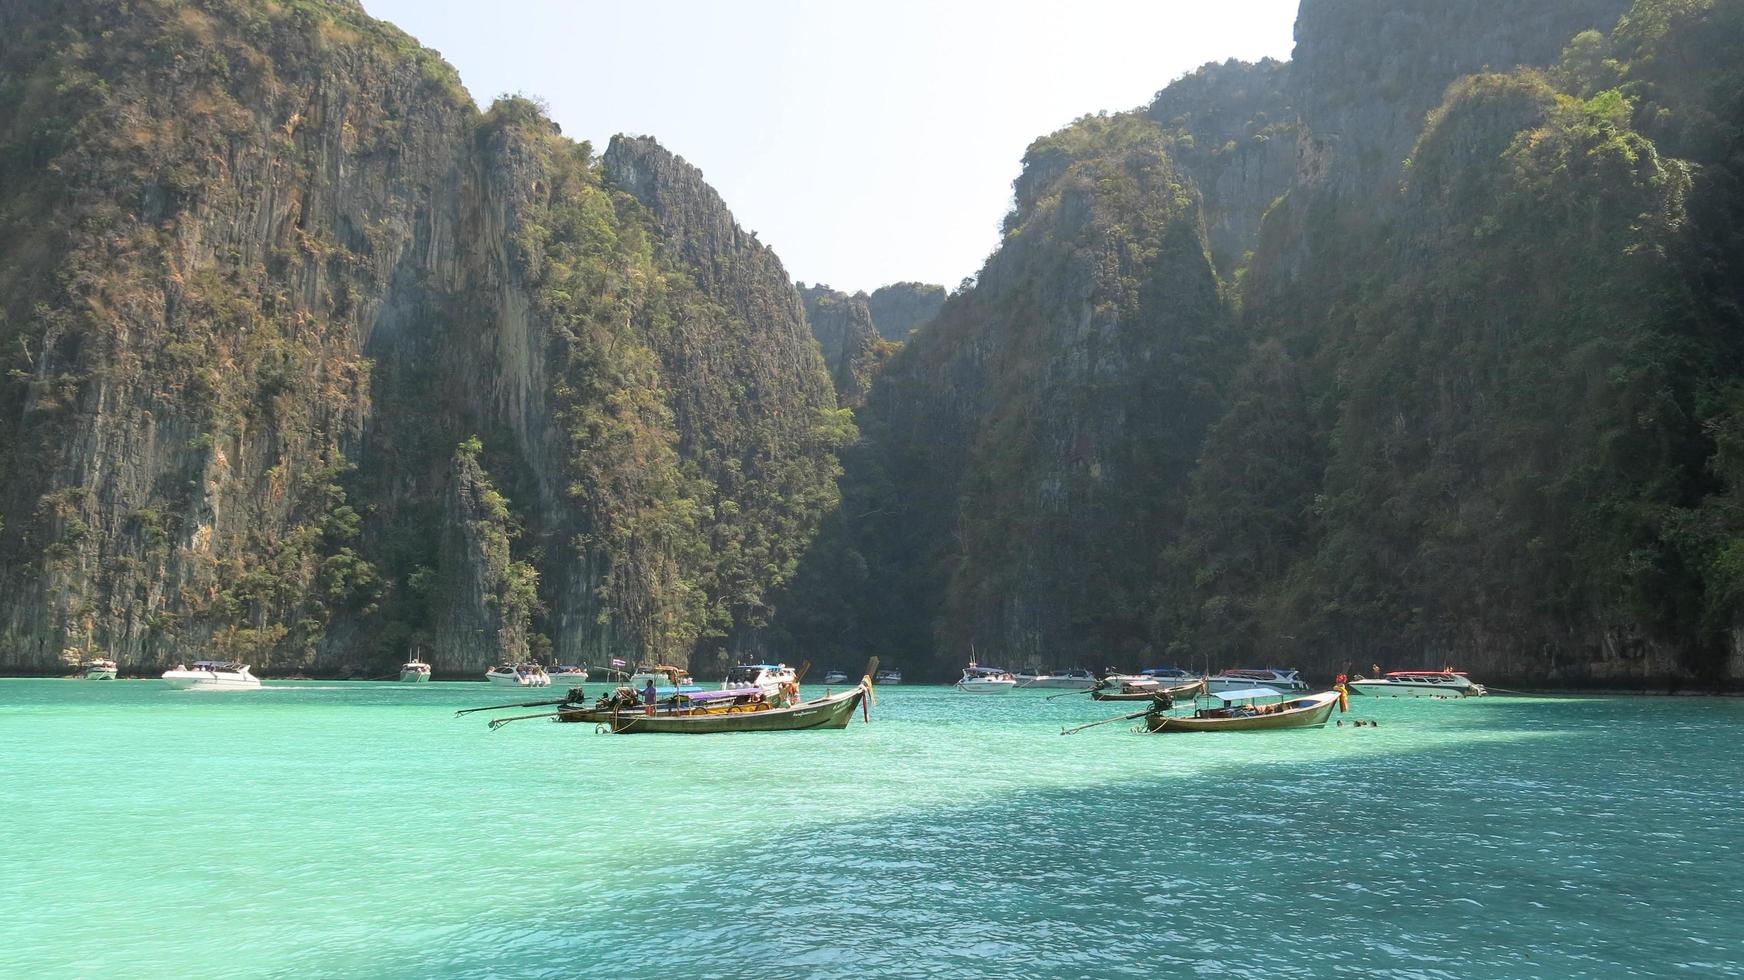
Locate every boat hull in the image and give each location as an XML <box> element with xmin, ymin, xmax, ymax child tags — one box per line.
<box><xmin>486</xmin><ymin>672</ymin><xmax>549</xmax><ymax>687</ymax></box>
<box><xmin>83</xmin><ymin>670</ymin><xmax>117</xmax><ymax>681</ymax></box>
<box><xmin>1347</xmin><ymin>680</ymin><xmax>1482</xmax><ymax>698</ymax></box>
<box><xmin>1016</xmin><ymin>676</ymin><xmax>1097</xmax><ymax>689</ymax></box>
<box><xmin>1143</xmin><ymin>691</ymin><xmax>1340</xmax><ymax>733</ymax></box>
<box><xmin>604</xmin><ymin>687</ymin><xmax>866</xmax><ymax>734</ymax></box>
<box><xmin>161</xmin><ymin>673</ymin><xmax>260</xmax><ymax>690</ymax></box>
<box><xmin>1204</xmin><ymin>678</ymin><xmax>1309</xmax><ymax>695</ymax></box>
<box><xmin>1092</xmin><ymin>680</ymin><xmax>1203</xmax><ymax>702</ymax></box>
<box><xmin>399</xmin><ymin>670</ymin><xmax>431</xmax><ymax>683</ymax></box>
<box><xmin>955</xmin><ymin>680</ymin><xmax>1016</xmax><ymax>694</ymax></box>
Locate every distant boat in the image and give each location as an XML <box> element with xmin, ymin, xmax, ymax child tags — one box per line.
<box><xmin>1348</xmin><ymin>670</ymin><xmax>1486</xmax><ymax>698</ymax></box>
<box><xmin>549</xmin><ymin>665</ymin><xmax>589</xmax><ymax>683</ymax></box>
<box><xmin>1139</xmin><ymin>667</ymin><xmax>1197</xmax><ymax>682</ymax></box>
<box><xmin>873</xmin><ymin>668</ymin><xmax>903</xmax><ymax>685</ymax></box>
<box><xmin>1015</xmin><ymin>668</ymin><xmax>1096</xmax><ymax>689</ymax></box>
<box><xmin>955</xmin><ymin>663</ymin><xmax>1017</xmax><ymax>694</ymax></box>
<box><xmin>821</xmin><ymin>668</ymin><xmax>850</xmax><ymax>684</ymax></box>
<box><xmin>162</xmin><ymin>660</ymin><xmax>261</xmax><ymax>690</ymax></box>
<box><xmin>486</xmin><ymin>664</ymin><xmax>550</xmax><ymax>687</ymax></box>
<box><xmin>81</xmin><ymin>658</ymin><xmax>118</xmax><ymax>681</ymax></box>
<box><xmin>1092</xmin><ymin>677</ymin><xmax>1204</xmax><ymax>701</ymax></box>
<box><xmin>1205</xmin><ymin>668</ymin><xmax>1309</xmax><ymax>694</ymax></box>
<box><xmin>626</xmin><ymin>664</ymin><xmax>704</xmax><ymax>697</ymax></box>
<box><xmin>398</xmin><ymin>659</ymin><xmax>432</xmax><ymax>683</ymax></box>
<box><xmin>722</xmin><ymin>663</ymin><xmax>798</xmax><ymax>699</ymax></box>
<box><xmin>1091</xmin><ymin>676</ymin><xmax>1164</xmax><ymax>701</ymax></box>
<box><xmin>1143</xmin><ymin>688</ymin><xmax>1341</xmax><ymax>733</ymax></box>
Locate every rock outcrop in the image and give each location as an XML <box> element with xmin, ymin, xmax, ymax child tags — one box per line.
<box><xmin>0</xmin><ymin>0</ymin><xmax>841</xmax><ymax>675</ymax></box>
<box><xmin>866</xmin><ymin>282</ymin><xmax>947</xmax><ymax>340</ymax></box>
<box><xmin>780</xmin><ymin>0</ymin><xmax>1744</xmax><ymax>687</ymax></box>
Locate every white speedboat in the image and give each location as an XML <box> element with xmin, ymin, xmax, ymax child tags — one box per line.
<box><xmin>81</xmin><ymin>658</ymin><xmax>118</xmax><ymax>680</ymax></box>
<box><xmin>821</xmin><ymin>668</ymin><xmax>850</xmax><ymax>684</ymax></box>
<box><xmin>1205</xmin><ymin>668</ymin><xmax>1309</xmax><ymax>694</ymax></box>
<box><xmin>549</xmin><ymin>665</ymin><xmax>589</xmax><ymax>683</ymax></box>
<box><xmin>399</xmin><ymin>659</ymin><xmax>432</xmax><ymax>682</ymax></box>
<box><xmin>723</xmin><ymin>663</ymin><xmax>798</xmax><ymax>698</ymax></box>
<box><xmin>1016</xmin><ymin>667</ymin><xmax>1097</xmax><ymax>689</ymax></box>
<box><xmin>1139</xmin><ymin>667</ymin><xmax>1198</xmax><ymax>683</ymax></box>
<box><xmin>1348</xmin><ymin>670</ymin><xmax>1486</xmax><ymax>698</ymax></box>
<box><xmin>162</xmin><ymin>660</ymin><xmax>261</xmax><ymax>690</ymax></box>
<box><xmin>873</xmin><ymin>668</ymin><xmax>903</xmax><ymax>685</ymax></box>
<box><xmin>956</xmin><ymin>663</ymin><xmax>1017</xmax><ymax>694</ymax></box>
<box><xmin>486</xmin><ymin>664</ymin><xmax>550</xmax><ymax>687</ymax></box>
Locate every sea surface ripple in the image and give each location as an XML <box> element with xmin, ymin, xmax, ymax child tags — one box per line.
<box><xmin>1</xmin><ymin>679</ymin><xmax>1740</xmax><ymax>977</ymax></box>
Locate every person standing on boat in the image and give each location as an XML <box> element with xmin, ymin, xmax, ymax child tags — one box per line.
<box><xmin>642</xmin><ymin>679</ymin><xmax>657</xmax><ymax>716</ymax></box>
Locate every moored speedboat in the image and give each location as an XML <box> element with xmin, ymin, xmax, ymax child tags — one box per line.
<box><xmin>873</xmin><ymin>667</ymin><xmax>903</xmax><ymax>685</ymax></box>
<box><xmin>549</xmin><ymin>665</ymin><xmax>589</xmax><ymax>683</ymax></box>
<box><xmin>955</xmin><ymin>663</ymin><xmax>1017</xmax><ymax>694</ymax></box>
<box><xmin>1016</xmin><ymin>668</ymin><xmax>1097</xmax><ymax>689</ymax></box>
<box><xmin>1205</xmin><ymin>667</ymin><xmax>1309</xmax><ymax>694</ymax></box>
<box><xmin>81</xmin><ymin>658</ymin><xmax>119</xmax><ymax>680</ymax></box>
<box><xmin>398</xmin><ymin>659</ymin><xmax>432</xmax><ymax>683</ymax></box>
<box><xmin>1348</xmin><ymin>670</ymin><xmax>1486</xmax><ymax>698</ymax></box>
<box><xmin>722</xmin><ymin>663</ymin><xmax>798</xmax><ymax>698</ymax></box>
<box><xmin>162</xmin><ymin>660</ymin><xmax>261</xmax><ymax>690</ymax></box>
<box><xmin>1139</xmin><ymin>667</ymin><xmax>1197</xmax><ymax>683</ymax></box>
<box><xmin>1144</xmin><ymin>688</ymin><xmax>1342</xmax><ymax>733</ymax></box>
<box><xmin>485</xmin><ymin>663</ymin><xmax>551</xmax><ymax>687</ymax></box>
<box><xmin>821</xmin><ymin>668</ymin><xmax>850</xmax><ymax>684</ymax></box>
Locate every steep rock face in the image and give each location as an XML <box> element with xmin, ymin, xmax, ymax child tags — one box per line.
<box><xmin>799</xmin><ymin>284</ymin><xmax>884</xmax><ymax>406</ymax></box>
<box><xmin>866</xmin><ymin>282</ymin><xmax>946</xmax><ymax>340</ymax></box>
<box><xmin>0</xmin><ymin>1</ymin><xmax>843</xmax><ymax>675</ymax></box>
<box><xmin>781</xmin><ymin>113</ymin><xmax>1235</xmax><ymax>673</ymax></box>
<box><xmin>1146</xmin><ymin>58</ymin><xmax>1297</xmax><ymax>277</ymax></box>
<box><xmin>795</xmin><ymin>0</ymin><xmax>1744</xmax><ymax>687</ymax></box>
<box><xmin>1180</xmin><ymin>0</ymin><xmax>1744</xmax><ymax>684</ymax></box>
<box><xmin>1290</xmin><ymin>0</ymin><xmax>1632</xmax><ymax>196</ymax></box>
<box><xmin>0</xmin><ymin>0</ymin><xmax>473</xmax><ymax>672</ymax></box>
<box><xmin>433</xmin><ymin>440</ymin><xmax>535</xmax><ymax>670</ymax></box>
<box><xmin>599</xmin><ymin>135</ymin><xmax>845</xmax><ymax>664</ymax></box>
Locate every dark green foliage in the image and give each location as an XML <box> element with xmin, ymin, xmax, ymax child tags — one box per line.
<box><xmin>788</xmin><ymin>0</ymin><xmax>1744</xmax><ymax>685</ymax></box>
<box><xmin>780</xmin><ymin>110</ymin><xmax>1236</xmax><ymax>675</ymax></box>
<box><xmin>1182</xmin><ymin>0</ymin><xmax>1744</xmax><ymax>681</ymax></box>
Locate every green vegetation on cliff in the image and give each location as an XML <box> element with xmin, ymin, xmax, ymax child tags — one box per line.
<box><xmin>781</xmin><ymin>0</ymin><xmax>1744</xmax><ymax>685</ymax></box>
<box><xmin>0</xmin><ymin>1</ymin><xmax>842</xmax><ymax>675</ymax></box>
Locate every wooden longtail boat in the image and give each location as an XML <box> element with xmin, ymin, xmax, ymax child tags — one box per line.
<box><xmin>603</xmin><ymin>683</ymin><xmax>869</xmax><ymax>734</ymax></box>
<box><xmin>1142</xmin><ymin>689</ymin><xmax>1342</xmax><ymax>733</ymax></box>
<box><xmin>1090</xmin><ymin>679</ymin><xmax>1205</xmax><ymax>702</ymax></box>
<box><xmin>556</xmin><ymin>687</ymin><xmax>767</xmax><ymax>724</ymax></box>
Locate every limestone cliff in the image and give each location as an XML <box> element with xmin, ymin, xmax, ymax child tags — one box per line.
<box><xmin>0</xmin><ymin>0</ymin><xmax>841</xmax><ymax>675</ymax></box>
<box><xmin>866</xmin><ymin>283</ymin><xmax>947</xmax><ymax>340</ymax></box>
<box><xmin>784</xmin><ymin>112</ymin><xmax>1235</xmax><ymax>671</ymax></box>
<box><xmin>798</xmin><ymin>285</ymin><xmax>884</xmax><ymax>406</ymax></box>
<box><xmin>782</xmin><ymin>0</ymin><xmax>1744</xmax><ymax>687</ymax></box>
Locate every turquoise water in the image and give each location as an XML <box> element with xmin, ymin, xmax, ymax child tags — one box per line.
<box><xmin>3</xmin><ymin>680</ymin><xmax>1741</xmax><ymax>978</ymax></box>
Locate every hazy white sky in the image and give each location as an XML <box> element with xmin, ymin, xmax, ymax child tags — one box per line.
<box><xmin>361</xmin><ymin>0</ymin><xmax>1299</xmax><ymax>292</ymax></box>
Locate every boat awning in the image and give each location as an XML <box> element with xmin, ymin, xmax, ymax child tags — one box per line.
<box><xmin>680</xmin><ymin>689</ymin><xmax>755</xmax><ymax>702</ymax></box>
<box><xmin>1210</xmin><ymin>687</ymin><xmax>1283</xmax><ymax>702</ymax></box>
